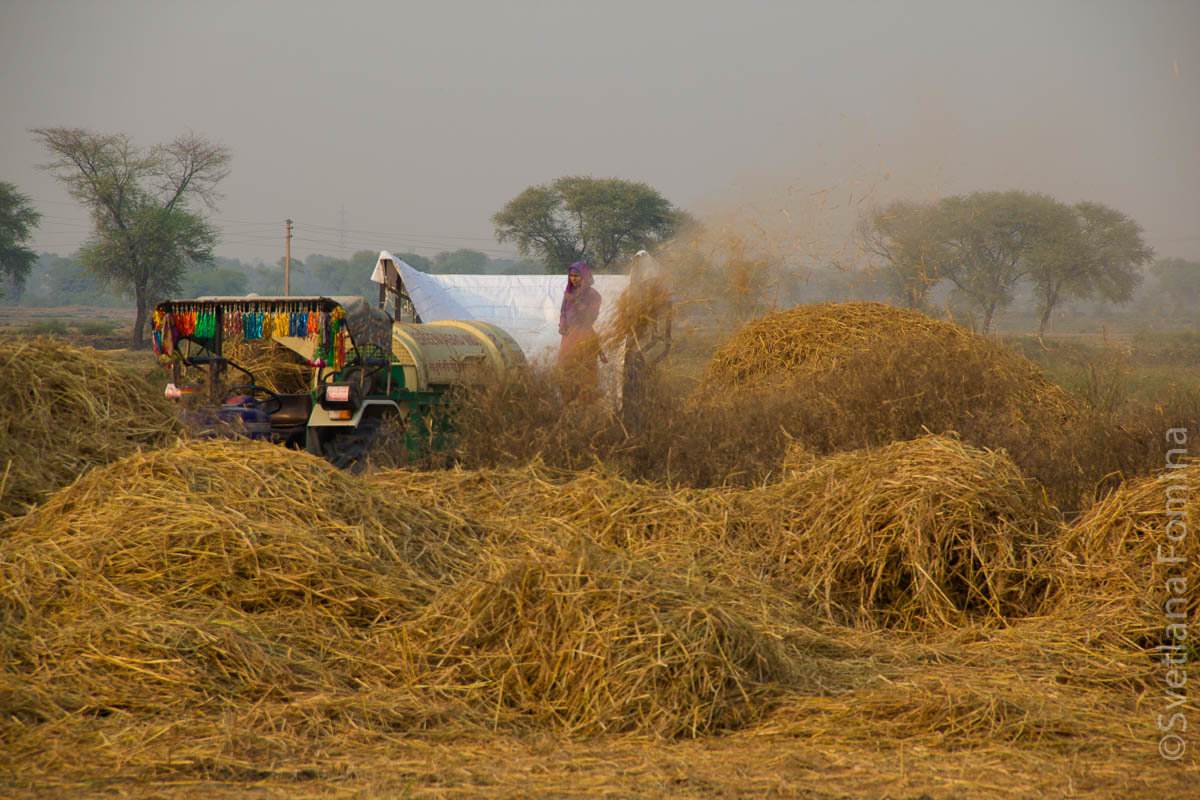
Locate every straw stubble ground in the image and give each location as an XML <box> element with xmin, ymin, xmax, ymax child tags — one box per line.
<box><xmin>2</xmin><ymin>311</ymin><xmax>1198</xmax><ymax>797</ymax></box>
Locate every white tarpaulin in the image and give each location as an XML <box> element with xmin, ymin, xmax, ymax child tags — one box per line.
<box><xmin>372</xmin><ymin>251</ymin><xmax>630</xmax><ymax>362</ymax></box>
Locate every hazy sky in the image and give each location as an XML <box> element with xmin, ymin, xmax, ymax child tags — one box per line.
<box><xmin>3</xmin><ymin>0</ymin><xmax>1197</xmax><ymax>267</ymax></box>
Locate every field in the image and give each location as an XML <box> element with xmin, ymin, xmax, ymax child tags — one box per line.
<box><xmin>1</xmin><ymin>303</ymin><xmax>1198</xmax><ymax>799</ymax></box>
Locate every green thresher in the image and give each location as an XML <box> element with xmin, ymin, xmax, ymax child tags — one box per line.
<box><xmin>152</xmin><ymin>295</ymin><xmax>525</xmax><ymax>468</ymax></box>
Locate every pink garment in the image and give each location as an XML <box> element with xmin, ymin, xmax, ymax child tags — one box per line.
<box><xmin>559</xmin><ymin>262</ymin><xmax>601</xmax><ymax>337</ymax></box>
<box><xmin>558</xmin><ymin>262</ymin><xmax>606</xmax><ymax>402</ymax></box>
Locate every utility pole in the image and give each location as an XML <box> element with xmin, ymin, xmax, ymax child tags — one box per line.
<box><xmin>284</xmin><ymin>219</ymin><xmax>293</xmax><ymax>295</ymax></box>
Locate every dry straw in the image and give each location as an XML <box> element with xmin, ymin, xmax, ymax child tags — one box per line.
<box><xmin>691</xmin><ymin>302</ymin><xmax>1180</xmax><ymax>511</ymax></box>
<box><xmin>600</xmin><ymin>275</ymin><xmax>674</xmax><ymax>357</ymax></box>
<box><xmin>757</xmin><ymin>435</ymin><xmax>1057</xmax><ymax>629</ymax></box>
<box><xmin>397</xmin><ymin>535</ymin><xmax>793</xmax><ymax>737</ymax></box>
<box><xmin>0</xmin><ymin>435</ymin><xmax>1180</xmax><ymax>783</ymax></box>
<box><xmin>1041</xmin><ymin>464</ymin><xmax>1198</xmax><ymax>653</ymax></box>
<box><xmin>0</xmin><ymin>439</ymin><xmax>804</xmax><ymax>786</ymax></box>
<box><xmin>219</xmin><ymin>336</ymin><xmax>314</xmax><ymax>395</ymax></box>
<box><xmin>758</xmin><ymin>660</ymin><xmax>1146</xmax><ymax>749</ymax></box>
<box><xmin>372</xmin><ymin>453</ymin><xmax>1170</xmax><ymax>752</ymax></box>
<box><xmin>368</xmin><ymin>463</ymin><xmax>784</xmax><ymax>630</ymax></box>
<box><xmin>0</xmin><ymin>439</ymin><xmax>487</xmax><ymax>723</ymax></box>
<box><xmin>697</xmin><ymin>301</ymin><xmax>1077</xmax><ymax>428</ymax></box>
<box><xmin>376</xmin><ymin>434</ymin><xmax>1057</xmax><ymax>632</ymax></box>
<box><xmin>701</xmin><ymin>301</ymin><xmax>1060</xmax><ymax>399</ymax></box>
<box><xmin>0</xmin><ymin>337</ymin><xmax>181</xmax><ymax>519</ymax></box>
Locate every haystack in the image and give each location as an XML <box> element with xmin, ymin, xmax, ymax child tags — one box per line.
<box><xmin>0</xmin><ymin>337</ymin><xmax>180</xmax><ymax>518</ymax></box>
<box><xmin>702</xmin><ymin>301</ymin><xmax>1054</xmax><ymax>395</ymax></box>
<box><xmin>693</xmin><ymin>302</ymin><xmax>1108</xmax><ymax>506</ymax></box>
<box><xmin>698</xmin><ymin>302</ymin><xmax>1076</xmax><ymax>424</ymax></box>
<box><xmin>0</xmin><ymin>439</ymin><xmax>486</xmax><ymax>723</ymax></box>
<box><xmin>374</xmin><ymin>436</ymin><xmax>1058</xmax><ymax>632</ymax></box>
<box><xmin>369</xmin><ymin>463</ymin><xmax>801</xmax><ymax>642</ymax></box>
<box><xmin>400</xmin><ymin>535</ymin><xmax>792</xmax><ymax>737</ymax></box>
<box><xmin>758</xmin><ymin>435</ymin><xmax>1057</xmax><ymax>628</ymax></box>
<box><xmin>1041</xmin><ymin>464</ymin><xmax>1198</xmax><ymax>650</ymax></box>
<box><xmin>370</xmin><ymin>461</ymin><xmax>741</xmax><ymax>550</ymax></box>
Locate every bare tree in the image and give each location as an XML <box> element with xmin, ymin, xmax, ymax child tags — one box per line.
<box><xmin>33</xmin><ymin>127</ymin><xmax>231</xmax><ymax>345</ymax></box>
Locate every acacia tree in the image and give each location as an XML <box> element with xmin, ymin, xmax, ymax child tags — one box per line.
<box><xmin>33</xmin><ymin>128</ymin><xmax>230</xmax><ymax>345</ymax></box>
<box><xmin>1025</xmin><ymin>201</ymin><xmax>1151</xmax><ymax>338</ymax></box>
<box><xmin>493</xmin><ymin>176</ymin><xmax>683</xmax><ymax>273</ymax></box>
<box><xmin>857</xmin><ymin>200</ymin><xmax>948</xmax><ymax>309</ymax></box>
<box><xmin>937</xmin><ymin>192</ymin><xmax>1080</xmax><ymax>333</ymax></box>
<box><xmin>860</xmin><ymin>191</ymin><xmax>1150</xmax><ymax>335</ymax></box>
<box><xmin>1148</xmin><ymin>257</ymin><xmax>1200</xmax><ymax>317</ymax></box>
<box><xmin>0</xmin><ymin>182</ymin><xmax>42</xmax><ymax>299</ymax></box>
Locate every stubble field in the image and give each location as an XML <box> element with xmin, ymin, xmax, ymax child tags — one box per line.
<box><xmin>1</xmin><ymin>301</ymin><xmax>1197</xmax><ymax>799</ymax></box>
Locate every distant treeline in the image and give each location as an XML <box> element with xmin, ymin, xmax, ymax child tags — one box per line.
<box><xmin>4</xmin><ymin>248</ymin><xmax>545</xmax><ymax>308</ymax></box>
<box><xmin>773</xmin><ymin>258</ymin><xmax>1199</xmax><ymax>331</ymax></box>
<box><xmin>6</xmin><ymin>247</ymin><xmax>1196</xmax><ymax>334</ymax></box>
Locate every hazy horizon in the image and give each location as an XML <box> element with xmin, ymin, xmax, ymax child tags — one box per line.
<box><xmin>3</xmin><ymin>0</ymin><xmax>1197</xmax><ymax>269</ymax></box>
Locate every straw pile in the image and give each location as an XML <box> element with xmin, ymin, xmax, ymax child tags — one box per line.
<box><xmin>0</xmin><ymin>337</ymin><xmax>181</xmax><ymax>519</ymax></box>
<box><xmin>698</xmin><ymin>302</ymin><xmax>1077</xmax><ymax>427</ymax></box>
<box><xmin>703</xmin><ymin>302</ymin><xmax>1046</xmax><ymax>391</ymax></box>
<box><xmin>760</xmin><ymin>435</ymin><xmax>1057</xmax><ymax>629</ymax></box>
<box><xmin>369</xmin><ymin>464</ymin><xmax>796</xmax><ymax>639</ymax></box>
<box><xmin>376</xmin><ymin>449</ymin><xmax>1159</xmax><ymax>744</ymax></box>
<box><xmin>220</xmin><ymin>336</ymin><xmax>314</xmax><ymax>394</ymax></box>
<box><xmin>399</xmin><ymin>535</ymin><xmax>793</xmax><ymax>737</ymax></box>
<box><xmin>370</xmin><ymin>461</ymin><xmax>741</xmax><ymax>550</ymax></box>
<box><xmin>690</xmin><ymin>302</ymin><xmax>1123</xmax><ymax>507</ymax></box>
<box><xmin>0</xmin><ymin>431</ymin><xmax>1178</xmax><ymax>784</ymax></box>
<box><xmin>0</xmin><ymin>437</ymin><xmax>810</xmax><ymax>784</ymax></box>
<box><xmin>376</xmin><ymin>435</ymin><xmax>1057</xmax><ymax>631</ymax></box>
<box><xmin>759</xmin><ymin>657</ymin><xmax>1144</xmax><ymax>748</ymax></box>
<box><xmin>1041</xmin><ymin>464</ymin><xmax>1198</xmax><ymax>651</ymax></box>
<box><xmin>0</xmin><ymin>439</ymin><xmax>485</xmax><ymax>726</ymax></box>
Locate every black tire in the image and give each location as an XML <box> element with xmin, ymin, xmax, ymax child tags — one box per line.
<box><xmin>319</xmin><ymin>415</ymin><xmax>382</xmax><ymax>472</ymax></box>
<box><xmin>318</xmin><ymin>408</ymin><xmax>410</xmax><ymax>471</ymax></box>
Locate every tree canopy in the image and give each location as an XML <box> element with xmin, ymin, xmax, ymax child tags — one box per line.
<box><xmin>431</xmin><ymin>248</ymin><xmax>489</xmax><ymax>274</ymax></box>
<box><xmin>0</xmin><ymin>182</ymin><xmax>42</xmax><ymax>299</ymax></box>
<box><xmin>493</xmin><ymin>176</ymin><xmax>683</xmax><ymax>273</ymax></box>
<box><xmin>857</xmin><ymin>200</ymin><xmax>946</xmax><ymax>309</ymax></box>
<box><xmin>859</xmin><ymin>190</ymin><xmax>1152</xmax><ymax>335</ymax></box>
<box><xmin>1024</xmin><ymin>200</ymin><xmax>1152</xmax><ymax>337</ymax></box>
<box><xmin>33</xmin><ymin>127</ymin><xmax>231</xmax><ymax>345</ymax></box>
<box><xmin>1148</xmin><ymin>257</ymin><xmax>1200</xmax><ymax>317</ymax></box>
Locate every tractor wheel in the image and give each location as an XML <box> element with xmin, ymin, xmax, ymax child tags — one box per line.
<box><xmin>318</xmin><ymin>416</ymin><xmax>383</xmax><ymax>472</ymax></box>
<box><xmin>316</xmin><ymin>410</ymin><xmax>405</xmax><ymax>472</ymax></box>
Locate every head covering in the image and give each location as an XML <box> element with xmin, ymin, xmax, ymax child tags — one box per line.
<box><xmin>565</xmin><ymin>261</ymin><xmax>594</xmax><ymax>294</ymax></box>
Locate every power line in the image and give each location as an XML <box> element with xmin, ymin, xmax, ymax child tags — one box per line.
<box><xmin>293</xmin><ymin>219</ymin><xmax>505</xmax><ymax>244</ymax></box>
<box><xmin>26</xmin><ymin>212</ymin><xmax>528</xmax><ymax>261</ymax></box>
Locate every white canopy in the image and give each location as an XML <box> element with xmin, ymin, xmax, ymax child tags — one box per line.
<box><xmin>372</xmin><ymin>251</ymin><xmax>630</xmax><ymax>362</ymax></box>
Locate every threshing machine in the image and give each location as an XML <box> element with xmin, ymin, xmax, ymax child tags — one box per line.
<box><xmin>152</xmin><ymin>295</ymin><xmax>525</xmax><ymax>468</ymax></box>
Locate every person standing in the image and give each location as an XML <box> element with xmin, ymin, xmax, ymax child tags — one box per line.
<box><xmin>558</xmin><ymin>261</ymin><xmax>605</xmax><ymax>403</ymax></box>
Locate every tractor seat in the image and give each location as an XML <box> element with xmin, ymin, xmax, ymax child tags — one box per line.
<box><xmin>270</xmin><ymin>393</ymin><xmax>314</xmax><ymax>427</ymax></box>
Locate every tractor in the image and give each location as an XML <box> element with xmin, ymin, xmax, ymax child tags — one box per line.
<box><xmin>152</xmin><ymin>294</ymin><xmax>525</xmax><ymax>469</ymax></box>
